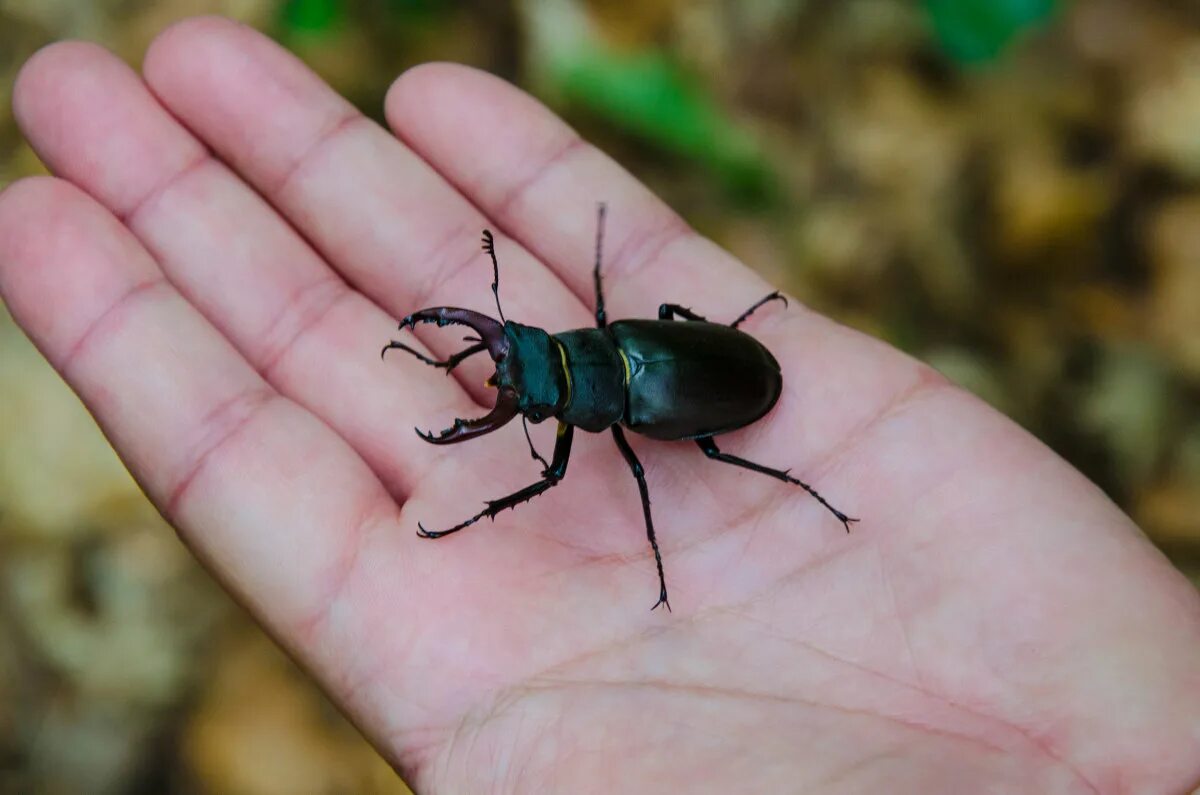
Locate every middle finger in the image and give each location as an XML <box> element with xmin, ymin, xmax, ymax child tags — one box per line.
<box><xmin>141</xmin><ymin>18</ymin><xmax>594</xmax><ymax>375</ymax></box>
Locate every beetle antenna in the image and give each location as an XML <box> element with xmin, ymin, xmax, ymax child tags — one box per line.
<box><xmin>482</xmin><ymin>229</ymin><xmax>506</xmax><ymax>324</ymax></box>
<box><xmin>521</xmin><ymin>416</ymin><xmax>550</xmax><ymax>472</ymax></box>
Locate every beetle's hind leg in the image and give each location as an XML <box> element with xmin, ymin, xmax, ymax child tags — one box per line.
<box><xmin>417</xmin><ymin>424</ymin><xmax>575</xmax><ymax>538</ymax></box>
<box><xmin>730</xmin><ymin>292</ymin><xmax>787</xmax><ymax>329</ymax></box>
<box><xmin>659</xmin><ymin>292</ymin><xmax>788</xmax><ymax>327</ymax></box>
<box><xmin>381</xmin><ymin>339</ymin><xmax>487</xmax><ymax>374</ymax></box>
<box><xmin>593</xmin><ymin>203</ymin><xmax>608</xmax><ymax>328</ymax></box>
<box><xmin>695</xmin><ymin>436</ymin><xmax>857</xmax><ymax>532</ymax></box>
<box><xmin>658</xmin><ymin>304</ymin><xmax>709</xmax><ymax>322</ymax></box>
<box><xmin>611</xmin><ymin>426</ymin><xmax>671</xmax><ymax>611</ymax></box>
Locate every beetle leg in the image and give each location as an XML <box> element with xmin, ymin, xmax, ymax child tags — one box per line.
<box><xmin>659</xmin><ymin>293</ymin><xmax>788</xmax><ymax>328</ymax></box>
<box><xmin>592</xmin><ymin>202</ymin><xmax>609</xmax><ymax>328</ymax></box>
<box><xmin>416</xmin><ymin>423</ymin><xmax>575</xmax><ymax>539</ymax></box>
<box><xmin>730</xmin><ymin>291</ymin><xmax>788</xmax><ymax>329</ymax></box>
<box><xmin>657</xmin><ymin>303</ymin><xmax>709</xmax><ymax>323</ymax></box>
<box><xmin>610</xmin><ymin>426</ymin><xmax>671</xmax><ymax>612</ymax></box>
<box><xmin>380</xmin><ymin>340</ymin><xmax>487</xmax><ymax>374</ymax></box>
<box><xmin>695</xmin><ymin>436</ymin><xmax>858</xmax><ymax>532</ymax></box>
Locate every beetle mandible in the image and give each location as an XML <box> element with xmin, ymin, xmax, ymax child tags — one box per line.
<box><xmin>382</xmin><ymin>205</ymin><xmax>857</xmax><ymax>611</ymax></box>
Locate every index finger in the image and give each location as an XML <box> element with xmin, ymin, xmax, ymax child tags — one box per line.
<box><xmin>385</xmin><ymin>63</ymin><xmax>769</xmax><ymax>321</ymax></box>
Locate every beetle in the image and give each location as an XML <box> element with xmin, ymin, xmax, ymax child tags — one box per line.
<box><xmin>382</xmin><ymin>205</ymin><xmax>857</xmax><ymax>610</ymax></box>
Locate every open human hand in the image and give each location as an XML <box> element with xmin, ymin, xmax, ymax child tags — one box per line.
<box><xmin>1</xmin><ymin>17</ymin><xmax>1197</xmax><ymax>793</ymax></box>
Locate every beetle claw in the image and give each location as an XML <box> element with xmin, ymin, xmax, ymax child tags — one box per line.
<box><xmin>414</xmin><ymin>419</ymin><xmax>465</xmax><ymax>443</ymax></box>
<box><xmin>412</xmin><ymin>389</ymin><xmax>520</xmax><ymax>445</ymax></box>
<box><xmin>393</xmin><ymin>307</ymin><xmax>509</xmax><ymax>361</ymax></box>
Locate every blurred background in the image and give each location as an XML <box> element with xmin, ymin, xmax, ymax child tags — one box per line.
<box><xmin>2</xmin><ymin>0</ymin><xmax>1199</xmax><ymax>792</ymax></box>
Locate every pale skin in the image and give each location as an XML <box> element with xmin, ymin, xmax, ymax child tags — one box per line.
<box><xmin>1</xmin><ymin>17</ymin><xmax>1198</xmax><ymax>794</ymax></box>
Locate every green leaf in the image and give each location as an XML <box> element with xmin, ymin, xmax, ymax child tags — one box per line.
<box><xmin>557</xmin><ymin>47</ymin><xmax>776</xmax><ymax>204</ymax></box>
<box><xmin>281</xmin><ymin>0</ymin><xmax>343</xmax><ymax>35</ymax></box>
<box><xmin>925</xmin><ymin>0</ymin><xmax>1058</xmax><ymax>64</ymax></box>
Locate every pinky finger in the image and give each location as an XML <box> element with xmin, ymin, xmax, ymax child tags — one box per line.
<box><xmin>0</xmin><ymin>176</ymin><xmax>397</xmax><ymax>654</ymax></box>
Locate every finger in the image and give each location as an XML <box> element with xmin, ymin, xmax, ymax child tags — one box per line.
<box><xmin>385</xmin><ymin>64</ymin><xmax>925</xmax><ymax>473</ymax></box>
<box><xmin>0</xmin><ymin>176</ymin><xmax>398</xmax><ymax>680</ymax></box>
<box><xmin>140</xmin><ymin>18</ymin><xmax>593</xmax><ymax>376</ymax></box>
<box><xmin>12</xmin><ymin>40</ymin><xmax>477</xmax><ymax>496</ymax></box>
<box><xmin>384</xmin><ymin>62</ymin><xmax>772</xmax><ymax>321</ymax></box>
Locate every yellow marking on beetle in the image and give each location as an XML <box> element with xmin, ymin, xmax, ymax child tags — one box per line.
<box><xmin>618</xmin><ymin>349</ymin><xmax>632</xmax><ymax>385</ymax></box>
<box><xmin>557</xmin><ymin>421</ymin><xmax>568</xmax><ymax>437</ymax></box>
<box><xmin>555</xmin><ymin>341</ymin><xmax>572</xmax><ymax>405</ymax></box>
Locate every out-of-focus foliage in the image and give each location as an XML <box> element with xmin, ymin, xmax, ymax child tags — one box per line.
<box><xmin>2</xmin><ymin>0</ymin><xmax>1200</xmax><ymax>793</ymax></box>
<box><xmin>925</xmin><ymin>0</ymin><xmax>1058</xmax><ymax>63</ymax></box>
<box><xmin>282</xmin><ymin>0</ymin><xmax>343</xmax><ymax>33</ymax></box>
<box><xmin>524</xmin><ymin>0</ymin><xmax>774</xmax><ymax>202</ymax></box>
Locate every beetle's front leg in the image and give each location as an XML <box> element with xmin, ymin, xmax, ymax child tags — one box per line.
<box><xmin>417</xmin><ymin>423</ymin><xmax>575</xmax><ymax>539</ymax></box>
<box><xmin>658</xmin><ymin>303</ymin><xmax>709</xmax><ymax>323</ymax></box>
<box><xmin>593</xmin><ymin>203</ymin><xmax>609</xmax><ymax>329</ymax></box>
<box><xmin>610</xmin><ymin>426</ymin><xmax>671</xmax><ymax>611</ymax></box>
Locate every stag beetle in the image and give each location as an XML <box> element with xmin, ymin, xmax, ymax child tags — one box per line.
<box><xmin>382</xmin><ymin>205</ymin><xmax>857</xmax><ymax>610</ymax></box>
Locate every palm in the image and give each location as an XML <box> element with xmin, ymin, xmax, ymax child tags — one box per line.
<box><xmin>2</xmin><ymin>18</ymin><xmax>1197</xmax><ymax>794</ymax></box>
